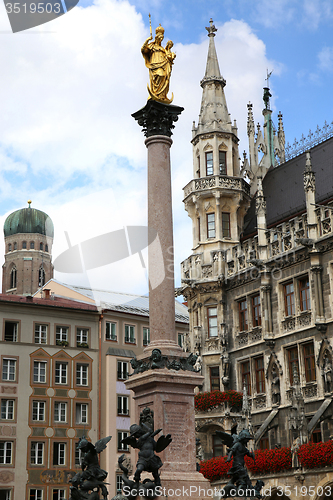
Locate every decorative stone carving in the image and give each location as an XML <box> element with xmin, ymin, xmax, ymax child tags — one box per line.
<box><xmin>237</xmin><ymin>332</ymin><xmax>248</xmax><ymax>347</ymax></box>
<box><xmin>132</xmin><ymin>100</ymin><xmax>184</xmax><ymax>138</ymax></box>
<box><xmin>298</xmin><ymin>312</ymin><xmax>312</xmax><ymax>327</ymax></box>
<box><xmin>202</xmin><ymin>265</ymin><xmax>213</xmax><ymax>278</ymax></box>
<box><xmin>283</xmin><ymin>317</ymin><xmax>296</xmax><ymax>332</ymax></box>
<box><xmin>302</xmin><ymin>384</ymin><xmax>317</xmax><ymax>399</ymax></box>
<box><xmin>130</xmin><ymin>349</ymin><xmax>200</xmax><ymax>374</ymax></box>
<box><xmin>250</xmin><ymin>328</ymin><xmax>262</xmax><ymax>343</ymax></box>
<box><xmin>271</xmin><ymin>365</ymin><xmax>281</xmax><ymax>406</ymax></box>
<box><xmin>0</xmin><ymin>471</ymin><xmax>14</xmax><ymax>483</ymax></box>
<box><xmin>322</xmin><ymin>352</ymin><xmax>333</xmax><ymax>393</ymax></box>
<box><xmin>253</xmin><ymin>395</ymin><xmax>266</xmax><ymax>409</ymax></box>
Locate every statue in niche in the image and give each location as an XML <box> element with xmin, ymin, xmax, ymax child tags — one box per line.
<box><xmin>291</xmin><ymin>436</ymin><xmax>301</xmax><ymax>468</ymax></box>
<box><xmin>221</xmin><ymin>353</ymin><xmax>230</xmax><ymax>385</ymax></box>
<box><xmin>194</xmin><ymin>351</ymin><xmax>202</xmax><ymax>372</ymax></box>
<box><xmin>271</xmin><ymin>365</ymin><xmax>281</xmax><ymax>406</ymax></box>
<box><xmin>322</xmin><ymin>354</ymin><xmax>333</xmax><ymax>393</ymax></box>
<box><xmin>121</xmin><ymin>422</ymin><xmax>172</xmax><ymax>489</ymax></box>
<box><xmin>215</xmin><ymin>428</ymin><xmax>264</xmax><ymax>498</ymax></box>
<box><xmin>69</xmin><ymin>436</ymin><xmax>111</xmax><ymax>500</ymax></box>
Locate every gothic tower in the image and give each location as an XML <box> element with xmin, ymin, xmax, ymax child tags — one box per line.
<box><xmin>2</xmin><ymin>201</ymin><xmax>54</xmax><ymax>295</ymax></box>
<box><xmin>181</xmin><ymin>20</ymin><xmax>251</xmax><ymax>391</ymax></box>
<box><xmin>183</xmin><ymin>19</ymin><xmax>251</xmax><ymax>277</ymax></box>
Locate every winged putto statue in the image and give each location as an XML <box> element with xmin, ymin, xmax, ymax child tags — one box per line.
<box><xmin>120</xmin><ymin>413</ymin><xmax>172</xmax><ymax>499</ymax></box>
<box><xmin>215</xmin><ymin>428</ymin><xmax>264</xmax><ymax>498</ymax></box>
<box><xmin>69</xmin><ymin>435</ymin><xmax>112</xmax><ymax>500</ymax></box>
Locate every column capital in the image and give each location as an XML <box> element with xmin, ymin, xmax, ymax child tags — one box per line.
<box><xmin>132</xmin><ymin>100</ymin><xmax>184</xmax><ymax>138</ymax></box>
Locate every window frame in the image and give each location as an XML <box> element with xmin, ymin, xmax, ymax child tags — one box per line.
<box><xmin>55</xmin><ymin>325</ymin><xmax>69</xmax><ymax>346</ymax></box>
<box><xmin>124</xmin><ymin>325</ymin><xmax>136</xmax><ymax>344</ymax></box>
<box><xmin>76</xmin><ymin>364</ymin><xmax>88</xmax><ymax>387</ymax></box>
<box><xmin>0</xmin><ymin>399</ymin><xmax>15</xmax><ymax>421</ymax></box>
<box><xmin>240</xmin><ymin>360</ymin><xmax>251</xmax><ymax>396</ymax></box>
<box><xmin>288</xmin><ymin>346</ymin><xmax>299</xmax><ymax>384</ymax></box>
<box><xmin>303</xmin><ymin>342</ymin><xmax>316</xmax><ymax>382</ymax></box>
<box><xmin>54</xmin><ymin>401</ymin><xmax>68</xmax><ymax>424</ymax></box>
<box><xmin>252</xmin><ymin>294</ymin><xmax>261</xmax><ymax>328</ymax></box>
<box><xmin>32</xmin><ymin>400</ymin><xmax>46</xmax><ymax>423</ymax></box>
<box><xmin>117</xmin><ymin>431</ymin><xmax>129</xmax><ymax>452</ymax></box>
<box><xmin>207</xmin><ymin>306</ymin><xmax>218</xmax><ymax>337</ymax></box>
<box><xmin>9</xmin><ymin>267</ymin><xmax>17</xmax><ymax>289</ymax></box>
<box><xmin>254</xmin><ymin>356</ymin><xmax>265</xmax><ymax>394</ymax></box>
<box><xmin>30</xmin><ymin>441</ymin><xmax>44</xmax><ymax>466</ymax></box>
<box><xmin>1</xmin><ymin>358</ymin><xmax>17</xmax><ymax>383</ymax></box>
<box><xmin>105</xmin><ymin>321</ymin><xmax>117</xmax><ymax>341</ymax></box>
<box><xmin>206</xmin><ymin>213</ymin><xmax>216</xmax><ymax>239</ymax></box>
<box><xmin>143</xmin><ymin>327</ymin><xmax>150</xmax><ymax>347</ymax></box>
<box><xmin>0</xmin><ymin>441</ymin><xmax>13</xmax><ymax>466</ymax></box>
<box><xmin>117</xmin><ymin>361</ymin><xmax>128</xmax><ymax>381</ymax></box>
<box><xmin>54</xmin><ymin>361</ymin><xmax>68</xmax><ymax>385</ymax></box>
<box><xmin>205</xmin><ymin>151</ymin><xmax>214</xmax><ymax>176</ymax></box>
<box><xmin>117</xmin><ymin>395</ymin><xmax>129</xmax><ymax>416</ymax></box>
<box><xmin>221</xmin><ymin>212</ymin><xmax>230</xmax><ymax>238</ymax></box>
<box><xmin>284</xmin><ymin>281</ymin><xmax>295</xmax><ymax>316</ymax></box>
<box><xmin>75</xmin><ymin>402</ymin><xmax>89</xmax><ymax>425</ymax></box>
<box><xmin>76</xmin><ymin>328</ymin><xmax>89</xmax><ymax>348</ymax></box>
<box><xmin>209</xmin><ymin>366</ymin><xmax>220</xmax><ymax>392</ymax></box>
<box><xmin>33</xmin><ymin>361</ymin><xmax>47</xmax><ymax>385</ymax></box>
<box><xmin>52</xmin><ymin>441</ymin><xmax>67</xmax><ymax>467</ymax></box>
<box><xmin>238</xmin><ymin>299</ymin><xmax>248</xmax><ymax>332</ymax></box>
<box><xmin>29</xmin><ymin>489</ymin><xmax>43</xmax><ymax>500</ymax></box>
<box><xmin>219</xmin><ymin>150</ymin><xmax>227</xmax><ymax>175</ymax></box>
<box><xmin>34</xmin><ymin>323</ymin><xmax>48</xmax><ymax>345</ymax></box>
<box><xmin>299</xmin><ymin>277</ymin><xmax>311</xmax><ymax>312</ymax></box>
<box><xmin>3</xmin><ymin>320</ymin><xmax>19</xmax><ymax>342</ymax></box>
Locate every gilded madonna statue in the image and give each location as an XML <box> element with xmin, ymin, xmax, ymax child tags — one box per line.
<box><xmin>141</xmin><ymin>21</ymin><xmax>175</xmax><ymax>104</ymax></box>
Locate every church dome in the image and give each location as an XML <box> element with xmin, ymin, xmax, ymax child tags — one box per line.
<box><xmin>4</xmin><ymin>202</ymin><xmax>54</xmax><ymax>238</ymax></box>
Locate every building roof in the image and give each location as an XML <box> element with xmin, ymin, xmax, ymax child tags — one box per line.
<box><xmin>4</xmin><ymin>204</ymin><xmax>54</xmax><ymax>238</ymax></box>
<box><xmin>0</xmin><ymin>293</ymin><xmax>98</xmax><ymax>311</ymax></box>
<box><xmin>38</xmin><ymin>279</ymin><xmax>189</xmax><ymax>323</ymax></box>
<box><xmin>243</xmin><ymin>135</ymin><xmax>333</xmax><ymax>238</ymax></box>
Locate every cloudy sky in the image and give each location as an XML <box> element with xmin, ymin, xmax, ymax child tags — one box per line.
<box><xmin>0</xmin><ymin>0</ymin><xmax>332</xmax><ymax>297</ymax></box>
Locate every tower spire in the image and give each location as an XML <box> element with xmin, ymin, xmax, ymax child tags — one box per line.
<box><xmin>201</xmin><ymin>18</ymin><xmax>224</xmax><ymax>86</ymax></box>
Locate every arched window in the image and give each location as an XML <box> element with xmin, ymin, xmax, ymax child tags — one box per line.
<box><xmin>8</xmin><ymin>243</ymin><xmax>12</xmax><ymax>252</ymax></box>
<box><xmin>13</xmin><ymin>242</ymin><xmax>17</xmax><ymax>250</ymax></box>
<box><xmin>38</xmin><ymin>267</ymin><xmax>45</xmax><ymax>287</ymax></box>
<box><xmin>10</xmin><ymin>267</ymin><xmax>17</xmax><ymax>289</ymax></box>
<box><xmin>30</xmin><ymin>241</ymin><xmax>35</xmax><ymax>249</ymax></box>
<box><xmin>45</xmin><ymin>244</ymin><xmax>48</xmax><ymax>252</ymax></box>
<box><xmin>40</xmin><ymin>242</ymin><xmax>43</xmax><ymax>251</ymax></box>
<box><xmin>22</xmin><ymin>241</ymin><xmax>27</xmax><ymax>249</ymax></box>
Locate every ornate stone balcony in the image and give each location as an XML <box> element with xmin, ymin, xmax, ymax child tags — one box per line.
<box><xmin>183</xmin><ymin>174</ymin><xmax>250</xmax><ymax>200</ymax></box>
<box><xmin>236</xmin><ymin>327</ymin><xmax>262</xmax><ymax>347</ymax></box>
<box><xmin>281</xmin><ymin>312</ymin><xmax>312</xmax><ymax>333</ymax></box>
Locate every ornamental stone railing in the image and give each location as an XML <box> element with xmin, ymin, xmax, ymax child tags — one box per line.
<box><xmin>183</xmin><ymin>174</ymin><xmax>250</xmax><ymax>198</ymax></box>
<box><xmin>281</xmin><ymin>312</ymin><xmax>312</xmax><ymax>333</ymax></box>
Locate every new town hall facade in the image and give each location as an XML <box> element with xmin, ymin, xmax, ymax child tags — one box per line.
<box><xmin>179</xmin><ymin>19</ymin><xmax>333</xmax><ymax>498</ymax></box>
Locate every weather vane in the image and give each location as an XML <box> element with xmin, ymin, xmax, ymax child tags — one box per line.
<box><xmin>265</xmin><ymin>69</ymin><xmax>273</xmax><ymax>88</ymax></box>
<box><xmin>141</xmin><ymin>14</ymin><xmax>176</xmax><ymax>103</ymax></box>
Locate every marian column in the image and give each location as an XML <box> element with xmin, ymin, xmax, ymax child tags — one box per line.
<box><xmin>127</xmin><ymin>21</ymin><xmax>209</xmax><ymax>499</ymax></box>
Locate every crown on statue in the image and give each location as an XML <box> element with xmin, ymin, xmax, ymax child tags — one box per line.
<box><xmin>155</xmin><ymin>24</ymin><xmax>164</xmax><ymax>35</ymax></box>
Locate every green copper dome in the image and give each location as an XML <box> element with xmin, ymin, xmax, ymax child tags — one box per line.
<box><xmin>4</xmin><ymin>202</ymin><xmax>54</xmax><ymax>238</ymax></box>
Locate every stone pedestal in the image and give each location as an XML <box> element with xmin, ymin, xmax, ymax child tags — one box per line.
<box><xmin>130</xmin><ymin>100</ymin><xmax>210</xmax><ymax>499</ymax></box>
<box><xmin>126</xmin><ymin>369</ymin><xmax>210</xmax><ymax>499</ymax></box>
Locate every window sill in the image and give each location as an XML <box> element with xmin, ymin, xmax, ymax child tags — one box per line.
<box><xmin>105</xmin><ymin>338</ymin><xmax>117</xmax><ymax>342</ymax></box>
<box><xmin>117</xmin><ymin>413</ymin><xmax>130</xmax><ymax>417</ymax></box>
<box><xmin>124</xmin><ymin>341</ymin><xmax>136</xmax><ymax>345</ymax></box>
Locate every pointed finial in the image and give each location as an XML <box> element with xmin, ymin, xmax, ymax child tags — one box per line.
<box><xmin>205</xmin><ymin>18</ymin><xmax>217</xmax><ymax>37</ymax></box>
<box><xmin>305</xmin><ymin>150</ymin><xmax>312</xmax><ymax>171</ymax></box>
<box><xmin>27</xmin><ymin>200</ymin><xmax>32</xmax><ymax>208</ymax></box>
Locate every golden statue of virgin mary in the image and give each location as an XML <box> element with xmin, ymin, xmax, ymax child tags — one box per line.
<box><xmin>141</xmin><ymin>21</ymin><xmax>176</xmax><ymax>104</ymax></box>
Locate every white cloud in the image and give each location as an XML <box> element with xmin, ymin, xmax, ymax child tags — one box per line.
<box><xmin>0</xmin><ymin>5</ymin><xmax>279</xmax><ymax>294</ymax></box>
<box><xmin>318</xmin><ymin>46</ymin><xmax>333</xmax><ymax>72</ymax></box>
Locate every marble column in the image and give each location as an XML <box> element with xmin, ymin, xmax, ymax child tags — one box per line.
<box><xmin>129</xmin><ymin>100</ymin><xmax>209</xmax><ymax>499</ymax></box>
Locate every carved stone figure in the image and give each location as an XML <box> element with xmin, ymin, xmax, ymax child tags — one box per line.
<box><xmin>215</xmin><ymin>429</ymin><xmax>264</xmax><ymax>498</ymax></box>
<box><xmin>194</xmin><ymin>352</ymin><xmax>202</xmax><ymax>372</ymax></box>
<box><xmin>291</xmin><ymin>436</ymin><xmax>301</xmax><ymax>468</ymax></box>
<box><xmin>130</xmin><ymin>350</ymin><xmax>200</xmax><ymax>375</ymax></box>
<box><xmin>322</xmin><ymin>354</ymin><xmax>333</xmax><ymax>393</ymax></box>
<box><xmin>121</xmin><ymin>422</ymin><xmax>172</xmax><ymax>488</ymax></box>
<box><xmin>141</xmin><ymin>23</ymin><xmax>175</xmax><ymax>104</ymax></box>
<box><xmin>69</xmin><ymin>436</ymin><xmax>111</xmax><ymax>500</ymax></box>
<box><xmin>271</xmin><ymin>365</ymin><xmax>281</xmax><ymax>405</ymax></box>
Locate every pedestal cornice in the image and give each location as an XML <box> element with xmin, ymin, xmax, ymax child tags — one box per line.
<box><xmin>132</xmin><ymin>100</ymin><xmax>184</xmax><ymax>138</ymax></box>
